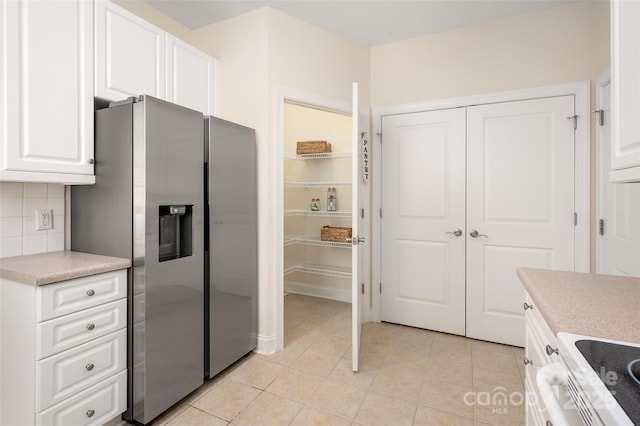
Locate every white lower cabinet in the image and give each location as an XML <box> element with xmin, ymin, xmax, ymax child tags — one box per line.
<box><xmin>37</xmin><ymin>370</ymin><xmax>127</xmax><ymax>426</ymax></box>
<box><xmin>524</xmin><ymin>292</ymin><xmax>559</xmax><ymax>425</ymax></box>
<box><xmin>36</xmin><ymin>330</ymin><xmax>126</xmax><ymax>411</ymax></box>
<box><xmin>1</xmin><ymin>270</ymin><xmax>128</xmax><ymax>425</ymax></box>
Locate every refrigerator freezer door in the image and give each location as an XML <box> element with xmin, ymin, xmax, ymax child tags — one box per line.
<box><xmin>132</xmin><ymin>96</ymin><xmax>205</xmax><ymax>424</ymax></box>
<box><xmin>206</xmin><ymin>117</ymin><xmax>258</xmax><ymax>378</ymax></box>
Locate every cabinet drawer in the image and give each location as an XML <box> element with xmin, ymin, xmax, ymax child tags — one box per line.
<box><xmin>37</xmin><ymin>370</ymin><xmax>126</xmax><ymax>426</ymax></box>
<box><xmin>36</xmin><ymin>299</ymin><xmax>127</xmax><ymax>359</ymax></box>
<box><xmin>36</xmin><ymin>329</ymin><xmax>126</xmax><ymax>411</ymax></box>
<box><xmin>37</xmin><ymin>270</ymin><xmax>127</xmax><ymax>321</ymax></box>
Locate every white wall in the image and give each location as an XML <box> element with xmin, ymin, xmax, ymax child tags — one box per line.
<box><xmin>370</xmin><ymin>1</ymin><xmax>609</xmax><ymax>106</ymax></box>
<box><xmin>0</xmin><ymin>183</ymin><xmax>65</xmax><ymax>259</ymax></box>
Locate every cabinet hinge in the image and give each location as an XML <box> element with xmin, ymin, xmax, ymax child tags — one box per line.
<box><xmin>361</xmin><ymin>283</ymin><xmax>365</xmax><ymax>294</ymax></box>
<box><xmin>567</xmin><ymin>114</ymin><xmax>578</xmax><ymax>130</ymax></box>
<box><xmin>593</xmin><ymin>109</ymin><xmax>605</xmax><ymax>126</ymax></box>
<box><xmin>599</xmin><ymin>219</ymin><xmax>605</xmax><ymax>236</ymax></box>
<box><xmin>361</xmin><ymin>208</ymin><xmax>365</xmax><ymax>219</ymax></box>
<box><xmin>379</xmin><ymin>208</ymin><xmax>382</xmax><ymax>219</ymax></box>
<box><xmin>377</xmin><ymin>132</ymin><xmax>382</xmax><ymax>144</ymax></box>
<box><xmin>574</xmin><ymin>212</ymin><xmax>578</xmax><ymax>226</ymax></box>
<box><xmin>379</xmin><ymin>282</ymin><xmax>382</xmax><ymax>293</ymax></box>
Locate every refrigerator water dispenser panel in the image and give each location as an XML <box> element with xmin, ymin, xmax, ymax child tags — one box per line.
<box><xmin>159</xmin><ymin>205</ymin><xmax>193</xmax><ymax>262</ymax></box>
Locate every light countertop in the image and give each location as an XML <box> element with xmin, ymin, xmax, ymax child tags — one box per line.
<box><xmin>0</xmin><ymin>251</ymin><xmax>130</xmax><ymax>286</ymax></box>
<box><xmin>517</xmin><ymin>267</ymin><xmax>640</xmax><ymax>344</ymax></box>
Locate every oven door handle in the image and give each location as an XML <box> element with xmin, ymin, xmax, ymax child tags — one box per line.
<box><xmin>536</xmin><ymin>362</ymin><xmax>570</xmax><ymax>426</ymax></box>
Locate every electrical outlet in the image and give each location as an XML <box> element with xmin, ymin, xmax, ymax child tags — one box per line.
<box><xmin>36</xmin><ymin>209</ymin><xmax>53</xmax><ymax>231</ymax></box>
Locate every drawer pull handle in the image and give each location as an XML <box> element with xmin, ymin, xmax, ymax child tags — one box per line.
<box><xmin>545</xmin><ymin>345</ymin><xmax>559</xmax><ymax>356</ymax></box>
<box><xmin>86</xmin><ymin>323</ymin><xmax>95</xmax><ymax>331</ymax></box>
<box><xmin>86</xmin><ymin>409</ymin><xmax>95</xmax><ymax>418</ymax></box>
<box><xmin>524</xmin><ymin>357</ymin><xmax>533</xmax><ymax>365</ymax></box>
<box><xmin>86</xmin><ymin>289</ymin><xmax>95</xmax><ymax>296</ymax></box>
<box><xmin>85</xmin><ymin>363</ymin><xmax>95</xmax><ymax>371</ymax></box>
<box><xmin>523</xmin><ymin>302</ymin><xmax>533</xmax><ymax>310</ymax></box>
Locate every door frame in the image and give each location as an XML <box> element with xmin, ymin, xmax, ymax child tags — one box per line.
<box><xmin>371</xmin><ymin>81</ymin><xmax>591</xmax><ymax>322</ymax></box>
<box><xmin>273</xmin><ymin>86</ymin><xmax>357</xmax><ymax>352</ymax></box>
<box><xmin>595</xmin><ymin>70</ymin><xmax>611</xmax><ymax>274</ymax></box>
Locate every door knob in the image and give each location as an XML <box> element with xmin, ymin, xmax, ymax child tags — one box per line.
<box><xmin>346</xmin><ymin>236</ymin><xmax>365</xmax><ymax>245</ymax></box>
<box><xmin>445</xmin><ymin>228</ymin><xmax>462</xmax><ymax>237</ymax></box>
<box><xmin>469</xmin><ymin>229</ymin><xmax>488</xmax><ymax>238</ymax></box>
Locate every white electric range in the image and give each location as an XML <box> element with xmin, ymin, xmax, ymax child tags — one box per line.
<box><xmin>539</xmin><ymin>333</ymin><xmax>640</xmax><ymax>426</ymax></box>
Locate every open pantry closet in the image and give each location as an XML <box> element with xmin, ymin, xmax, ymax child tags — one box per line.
<box><xmin>283</xmin><ymin>101</ymin><xmax>353</xmax><ymax>304</ymax></box>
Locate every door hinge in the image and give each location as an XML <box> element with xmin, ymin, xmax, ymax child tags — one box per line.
<box><xmin>379</xmin><ymin>208</ymin><xmax>382</xmax><ymax>219</ymax></box>
<box><xmin>379</xmin><ymin>282</ymin><xmax>382</xmax><ymax>293</ymax></box>
<box><xmin>361</xmin><ymin>283</ymin><xmax>365</xmax><ymax>294</ymax></box>
<box><xmin>574</xmin><ymin>212</ymin><xmax>578</xmax><ymax>226</ymax></box>
<box><xmin>567</xmin><ymin>114</ymin><xmax>578</xmax><ymax>130</ymax></box>
<box><xmin>361</xmin><ymin>208</ymin><xmax>365</xmax><ymax>219</ymax></box>
<box><xmin>599</xmin><ymin>219</ymin><xmax>605</xmax><ymax>236</ymax></box>
<box><xmin>593</xmin><ymin>109</ymin><xmax>605</xmax><ymax>126</ymax></box>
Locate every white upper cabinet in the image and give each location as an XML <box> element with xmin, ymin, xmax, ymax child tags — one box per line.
<box><xmin>95</xmin><ymin>0</ymin><xmax>165</xmax><ymax>101</ymax></box>
<box><xmin>166</xmin><ymin>34</ymin><xmax>215</xmax><ymax>115</ymax></box>
<box><xmin>610</xmin><ymin>0</ymin><xmax>640</xmax><ymax>182</ymax></box>
<box><xmin>1</xmin><ymin>0</ymin><xmax>95</xmax><ymax>184</ymax></box>
<box><xmin>95</xmin><ymin>1</ymin><xmax>215</xmax><ymax>115</ymax></box>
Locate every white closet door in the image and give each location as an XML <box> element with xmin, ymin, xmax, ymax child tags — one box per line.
<box><xmin>598</xmin><ymin>77</ymin><xmax>640</xmax><ymax>276</ymax></box>
<box><xmin>380</xmin><ymin>108</ymin><xmax>466</xmax><ymax>336</ymax></box>
<box><xmin>466</xmin><ymin>96</ymin><xmax>575</xmax><ymax>347</ymax></box>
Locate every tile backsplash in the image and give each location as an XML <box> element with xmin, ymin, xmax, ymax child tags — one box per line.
<box><xmin>0</xmin><ymin>182</ymin><xmax>65</xmax><ymax>258</ymax></box>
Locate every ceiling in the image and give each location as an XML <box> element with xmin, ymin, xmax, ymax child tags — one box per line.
<box><xmin>145</xmin><ymin>0</ymin><xmax>582</xmax><ymax>46</ymax></box>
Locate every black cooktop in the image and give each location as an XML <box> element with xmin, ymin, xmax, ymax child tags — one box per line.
<box><xmin>576</xmin><ymin>340</ymin><xmax>640</xmax><ymax>424</ymax></box>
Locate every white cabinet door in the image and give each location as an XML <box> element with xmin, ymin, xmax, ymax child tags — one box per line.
<box><xmin>1</xmin><ymin>0</ymin><xmax>94</xmax><ymax>183</ymax></box>
<box><xmin>610</xmin><ymin>0</ymin><xmax>640</xmax><ymax>182</ymax></box>
<box><xmin>166</xmin><ymin>34</ymin><xmax>215</xmax><ymax>115</ymax></box>
<box><xmin>597</xmin><ymin>75</ymin><xmax>640</xmax><ymax>276</ymax></box>
<box><xmin>95</xmin><ymin>0</ymin><xmax>165</xmax><ymax>102</ymax></box>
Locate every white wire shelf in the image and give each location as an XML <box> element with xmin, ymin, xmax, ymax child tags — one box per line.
<box><xmin>284</xmin><ymin>235</ymin><xmax>352</xmax><ymax>248</ymax></box>
<box><xmin>284</xmin><ymin>209</ymin><xmax>351</xmax><ymax>218</ymax></box>
<box><xmin>284</xmin><ymin>262</ymin><xmax>351</xmax><ymax>278</ymax></box>
<box><xmin>284</xmin><ymin>181</ymin><xmax>351</xmax><ymax>188</ymax></box>
<box><xmin>284</xmin><ymin>152</ymin><xmax>352</xmax><ymax>160</ymax></box>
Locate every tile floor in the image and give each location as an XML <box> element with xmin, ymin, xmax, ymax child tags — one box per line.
<box><xmin>151</xmin><ymin>294</ymin><xmax>526</xmax><ymax>425</ymax></box>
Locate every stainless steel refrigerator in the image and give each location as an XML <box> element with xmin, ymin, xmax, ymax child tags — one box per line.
<box><xmin>204</xmin><ymin>117</ymin><xmax>257</xmax><ymax>378</ymax></box>
<box><xmin>71</xmin><ymin>95</ymin><xmax>205</xmax><ymax>425</ymax></box>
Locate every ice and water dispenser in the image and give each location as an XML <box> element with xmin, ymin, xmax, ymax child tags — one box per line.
<box><xmin>158</xmin><ymin>205</ymin><xmax>193</xmax><ymax>262</ymax></box>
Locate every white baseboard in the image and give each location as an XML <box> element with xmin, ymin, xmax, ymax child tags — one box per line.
<box><xmin>256</xmin><ymin>333</ymin><xmax>276</xmax><ymax>355</ymax></box>
<box><xmin>284</xmin><ymin>280</ymin><xmax>351</xmax><ymax>303</ymax></box>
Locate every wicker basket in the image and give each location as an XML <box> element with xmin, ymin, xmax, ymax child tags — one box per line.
<box><xmin>296</xmin><ymin>140</ymin><xmax>332</xmax><ymax>155</ymax></box>
<box><xmin>320</xmin><ymin>226</ymin><xmax>352</xmax><ymax>243</ymax></box>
